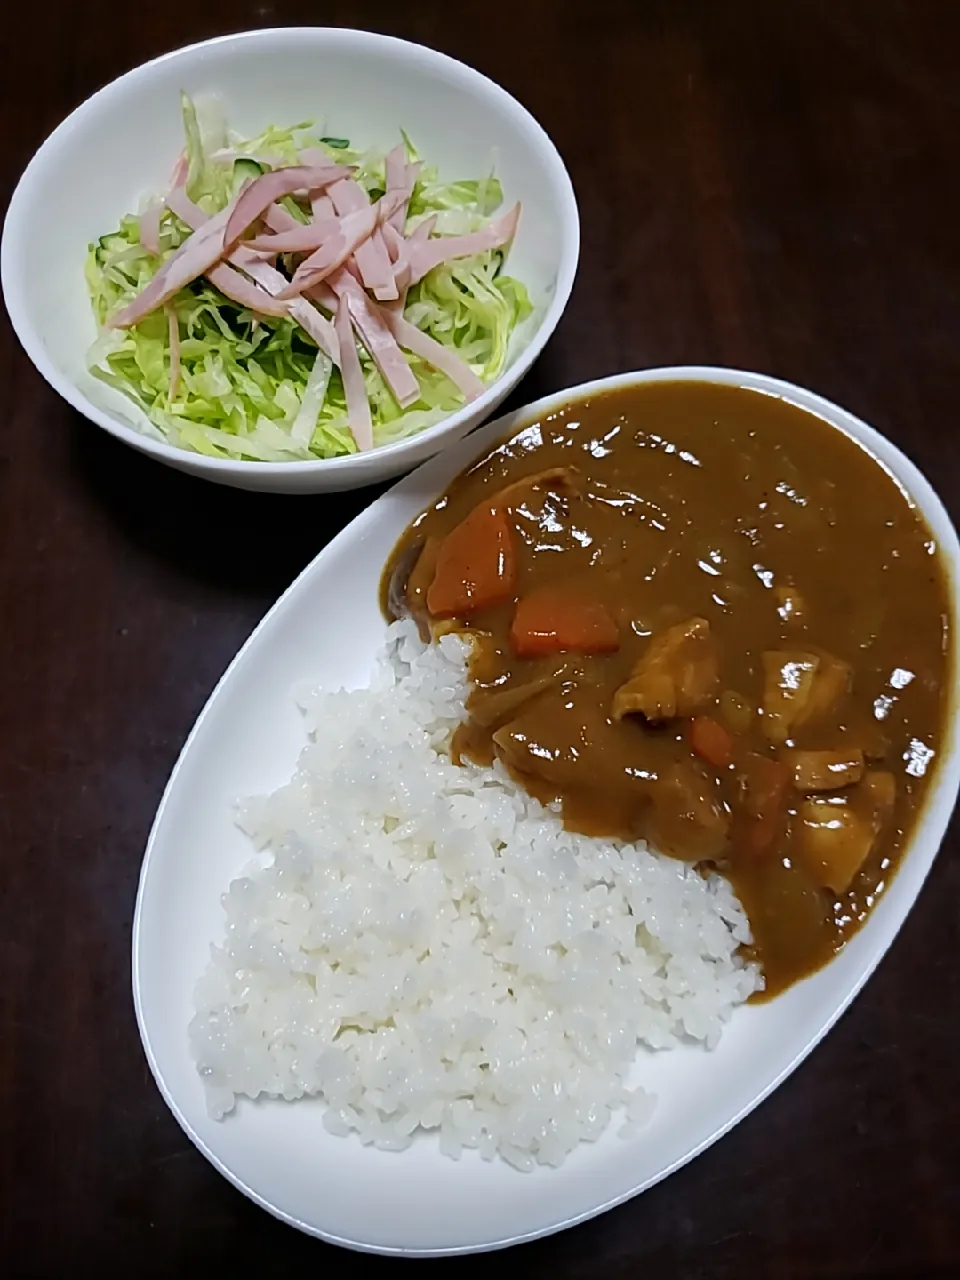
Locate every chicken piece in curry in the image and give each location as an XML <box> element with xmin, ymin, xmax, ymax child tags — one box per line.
<box><xmin>382</xmin><ymin>382</ymin><xmax>953</xmax><ymax>997</ymax></box>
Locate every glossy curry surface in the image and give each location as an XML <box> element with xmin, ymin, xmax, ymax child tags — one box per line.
<box><xmin>382</xmin><ymin>382</ymin><xmax>952</xmax><ymax>996</ymax></box>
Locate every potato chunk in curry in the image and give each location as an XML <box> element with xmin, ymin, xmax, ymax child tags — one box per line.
<box><xmin>795</xmin><ymin>771</ymin><xmax>897</xmax><ymax>894</ymax></box>
<box><xmin>760</xmin><ymin>650</ymin><xmax>851</xmax><ymax>745</ymax></box>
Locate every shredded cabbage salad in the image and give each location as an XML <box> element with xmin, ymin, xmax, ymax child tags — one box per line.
<box><xmin>85</xmin><ymin>96</ymin><xmax>531</xmax><ymax>461</ymax></box>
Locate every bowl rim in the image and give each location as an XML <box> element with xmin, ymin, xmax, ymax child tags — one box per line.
<box><xmin>0</xmin><ymin>26</ymin><xmax>580</xmax><ymax>474</ymax></box>
<box><xmin>132</xmin><ymin>363</ymin><xmax>960</xmax><ymax>1255</ymax></box>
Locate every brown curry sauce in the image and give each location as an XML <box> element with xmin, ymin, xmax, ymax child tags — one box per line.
<box><xmin>381</xmin><ymin>382</ymin><xmax>952</xmax><ymax>998</ymax></box>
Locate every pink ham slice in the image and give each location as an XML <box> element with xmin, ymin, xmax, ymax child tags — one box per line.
<box><xmin>326</xmin><ymin>269</ymin><xmax>419</xmax><ymax>407</ymax></box>
<box><xmin>139</xmin><ymin>199</ymin><xmax>162</xmax><ymax>255</ymax></box>
<box><xmin>384</xmin><ymin>145</ymin><xmax>405</xmax><ymax>211</ymax></box>
<box><xmin>334</xmin><ymin>298</ymin><xmax>373</xmax><ymax>452</ymax></box>
<box><xmin>261</xmin><ymin>203</ymin><xmax>301</xmax><ymax>234</ymax></box>
<box><xmin>243</xmin><ymin>217</ymin><xmax>341</xmax><ymax>255</ymax></box>
<box><xmin>166</xmin><ymin>187</ymin><xmax>338</xmax><ymax>362</ymax></box>
<box><xmin>328</xmin><ymin>177</ymin><xmax>397</xmax><ymax>301</ymax></box>
<box><xmin>299</xmin><ymin>146</ymin><xmax>341</xmax><ymax>170</ymax></box>
<box><xmin>166</xmin><ymin>305</ymin><xmax>181</xmax><ymax>399</ymax></box>
<box><xmin>382</xmin><ymin>310</ymin><xmax>485</xmax><ymax>401</ymax></box>
<box><xmin>222</xmin><ymin>164</ymin><xmax>353</xmax><ymax>247</ymax></box>
<box><xmin>389</xmin><ymin>215</ymin><xmax>437</xmax><ymax>306</ymax></box>
<box><xmin>238</xmin><ymin>258</ymin><xmax>338</xmax><ymax>360</ymax></box>
<box><xmin>270</xmin><ymin>199</ymin><xmax>415</xmax><ymax>403</ymax></box>
<box><xmin>296</xmin><ymin>149</ymin><xmax>342</xmax><ymax>219</ymax></box>
<box><xmin>369</xmin><ymin>243</ymin><xmax>399</xmax><ymax>300</ymax></box>
<box><xmin>258</xmin><ymin>206</ymin><xmax>349</xmax><ymax>327</ymax></box>
<box><xmin>168</xmin><ymin>151</ymin><xmax>189</xmax><ymax>190</ymax></box>
<box><xmin>258</xmin><ymin>197</ymin><xmax>401</xmax><ymax>315</ymax></box>
<box><xmin>109</xmin><ymin>202</ymin><xmax>241</xmax><ymax>328</ymax></box>
<box><xmin>342</xmin><ymin>257</ymin><xmax>364</xmax><ymax>286</ymax></box>
<box><xmin>384</xmin><ymin>146</ymin><xmax>421</xmax><ymax>234</ymax></box>
<box><xmin>381</xmin><ymin>223</ymin><xmax>404</xmax><ymax>263</ymax></box>
<box><xmin>307</xmin><ymin>281</ymin><xmax>338</xmax><ymax>311</ymax></box>
<box><xmin>136</xmin><ymin>151</ymin><xmax>187</xmax><ymax>258</ymax></box>
<box><xmin>327</xmin><ymin>176</ymin><xmax>365</xmax><ymax>213</ymax></box>
<box><xmin>405</xmin><ymin>203</ymin><xmax>521</xmax><ymax>287</ymax></box>
<box><xmin>275</xmin><ymin>202</ymin><xmax>385</xmax><ymax>299</ymax></box>
<box><xmin>203</xmin><ymin>261</ymin><xmax>292</xmax><ymax>317</ymax></box>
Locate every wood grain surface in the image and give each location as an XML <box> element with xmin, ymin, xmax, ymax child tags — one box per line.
<box><xmin>1</xmin><ymin>2</ymin><xmax>958</xmax><ymax>1275</ymax></box>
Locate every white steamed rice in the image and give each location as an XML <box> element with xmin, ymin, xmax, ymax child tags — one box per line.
<box><xmin>190</xmin><ymin>618</ymin><xmax>761</xmax><ymax>1171</ymax></box>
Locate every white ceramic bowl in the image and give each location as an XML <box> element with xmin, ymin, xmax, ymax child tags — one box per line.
<box><xmin>1</xmin><ymin>28</ymin><xmax>579</xmax><ymax>493</ymax></box>
<box><xmin>134</xmin><ymin>368</ymin><xmax>958</xmax><ymax>1254</ymax></box>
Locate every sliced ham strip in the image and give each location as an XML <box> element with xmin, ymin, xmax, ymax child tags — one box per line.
<box><xmin>139</xmin><ymin>199</ymin><xmax>162</xmax><ymax>255</ymax></box>
<box><xmin>390</xmin><ymin>214</ymin><xmax>437</xmax><ymax>305</ymax></box>
<box><xmin>334</xmin><ymin>299</ymin><xmax>373</xmax><ymax>452</ymax></box>
<box><xmin>342</xmin><ymin>257</ymin><xmax>364</xmax><ymax>286</ymax></box>
<box><xmin>328</xmin><ymin>177</ymin><xmax>397</xmax><ymax>300</ymax></box>
<box><xmin>381</xmin><ymin>223</ymin><xmax>404</xmax><ymax>263</ymax></box>
<box><xmin>276</xmin><ymin>203</ymin><xmax>378</xmax><ymax>297</ymax></box>
<box><xmin>166</xmin><ymin>187</ymin><xmax>338</xmax><ymax>361</ymax></box>
<box><xmin>258</xmin><ymin>207</ymin><xmax>351</xmax><ymax>342</ymax></box>
<box><xmin>384</xmin><ymin>146</ymin><xmax>421</xmax><ymax>233</ymax></box>
<box><xmin>296</xmin><ymin>151</ymin><xmax>342</xmax><ymax>218</ymax></box>
<box><xmin>275</xmin><ymin>196</ymin><xmax>404</xmax><ymax>299</ymax></box>
<box><xmin>204</xmin><ymin>262</ymin><xmax>291</xmax><ymax>317</ymax></box>
<box><xmin>368</xmin><ymin>237</ymin><xmax>399</xmax><ymax>301</ymax></box>
<box><xmin>165</xmin><ymin>186</ymin><xmax>200</xmax><ymax>223</ymax></box>
<box><xmin>239</xmin><ymin>259</ymin><xmax>338</xmax><ymax>360</ymax></box>
<box><xmin>266</xmin><ymin>194</ymin><xmax>388</xmax><ymax>254</ymax></box>
<box><xmin>169</xmin><ymin>152</ymin><xmax>189</xmax><ymax>189</ymax></box>
<box><xmin>262</xmin><ymin>204</ymin><xmax>300</xmax><ymax>234</ymax></box>
<box><xmin>327</xmin><ymin>175</ymin><xmax>367</xmax><ymax>214</ymax></box>
<box><xmin>243</xmin><ymin>217</ymin><xmax>341</xmax><ymax>255</ymax></box>
<box><xmin>222</xmin><ymin>164</ymin><xmax>353</xmax><ymax>247</ymax></box>
<box><xmin>405</xmin><ymin>214</ymin><xmax>437</xmax><ymax>248</ymax></box>
<box><xmin>166</xmin><ymin>305</ymin><xmax>181</xmax><ymax>399</ymax></box>
<box><xmin>327</xmin><ymin>270</ymin><xmax>419</xmax><ymax>407</ymax></box>
<box><xmin>384</xmin><ymin>145</ymin><xmax>406</xmax><ymax>205</ymax></box>
<box><xmin>307</xmin><ymin>281</ymin><xmax>338</xmax><ymax>310</ymax></box>
<box><xmin>299</xmin><ymin>147</ymin><xmax>341</xmax><ymax>170</ymax></box>
<box><xmin>405</xmin><ymin>203</ymin><xmax>521</xmax><ymax>287</ymax></box>
<box><xmin>108</xmin><ymin>202</ymin><xmax>238</xmax><ymax>328</ymax></box>
<box><xmin>402</xmin><ymin>162</ymin><xmax>421</xmax><ymax>204</ymax></box>
<box><xmin>382</xmin><ymin>311</ymin><xmax>485</xmax><ymax>401</ymax></box>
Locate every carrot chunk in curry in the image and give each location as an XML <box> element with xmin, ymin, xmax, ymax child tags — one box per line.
<box><xmin>688</xmin><ymin>715</ymin><xmax>736</xmax><ymax>769</ymax></box>
<box><xmin>426</xmin><ymin>502</ymin><xmax>517</xmax><ymax>618</ymax></box>
<box><xmin>510</xmin><ymin>586</ymin><xmax>620</xmax><ymax>657</ymax></box>
<box><xmin>383</xmin><ymin>381</ymin><xmax>950</xmax><ymax>998</ymax></box>
<box><xmin>735</xmin><ymin>753</ymin><xmax>790</xmax><ymax>857</ymax></box>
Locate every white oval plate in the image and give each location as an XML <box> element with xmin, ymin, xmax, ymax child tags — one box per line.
<box><xmin>133</xmin><ymin>367</ymin><xmax>960</xmax><ymax>1256</ymax></box>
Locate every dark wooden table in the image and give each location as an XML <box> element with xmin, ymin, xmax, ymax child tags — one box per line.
<box><xmin>2</xmin><ymin>2</ymin><xmax>959</xmax><ymax>1275</ymax></box>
